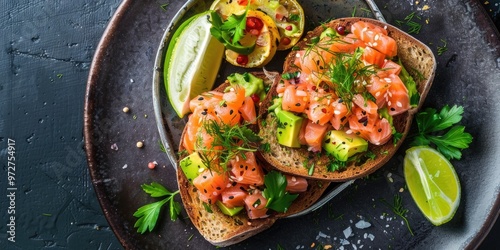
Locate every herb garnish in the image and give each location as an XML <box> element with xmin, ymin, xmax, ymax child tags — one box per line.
<box><xmin>133</xmin><ymin>182</ymin><xmax>181</xmax><ymax>233</ymax></box>
<box><xmin>199</xmin><ymin>119</ymin><xmax>262</xmax><ymax>171</ymax></box>
<box><xmin>262</xmin><ymin>171</ymin><xmax>299</xmax><ymax>213</ymax></box>
<box><xmin>382</xmin><ymin>194</ymin><xmax>414</xmax><ymax>236</ymax></box>
<box><xmin>437</xmin><ymin>39</ymin><xmax>448</xmax><ymax>56</ymax></box>
<box><xmin>327</xmin><ymin>48</ymin><xmax>376</xmax><ymax>109</ymax></box>
<box><xmin>410</xmin><ymin>105</ymin><xmax>473</xmax><ymax>160</ymax></box>
<box><xmin>396</xmin><ymin>12</ymin><xmax>422</xmax><ymax>34</ymax></box>
<box><xmin>210</xmin><ymin>6</ymin><xmax>255</xmax><ymax>55</ymax></box>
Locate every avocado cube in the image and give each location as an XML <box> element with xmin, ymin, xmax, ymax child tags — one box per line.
<box><xmin>322</xmin><ymin>130</ymin><xmax>368</xmax><ymax>161</ymax></box>
<box><xmin>275</xmin><ymin>108</ymin><xmax>304</xmax><ymax>148</ymax></box>
<box><xmin>179</xmin><ymin>152</ymin><xmax>207</xmax><ymax>183</ymax></box>
<box><xmin>216</xmin><ymin>200</ymin><xmax>244</xmax><ymax>216</ymax></box>
<box><xmin>227</xmin><ymin>72</ymin><xmax>265</xmax><ymax>100</ymax></box>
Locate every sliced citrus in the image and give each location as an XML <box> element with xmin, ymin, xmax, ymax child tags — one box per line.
<box><xmin>210</xmin><ymin>0</ymin><xmax>305</xmax><ymax>50</ymax></box>
<box><xmin>403</xmin><ymin>146</ymin><xmax>461</xmax><ymax>226</ymax></box>
<box><xmin>224</xmin><ymin>10</ymin><xmax>280</xmax><ymax>68</ymax></box>
<box><xmin>164</xmin><ymin>11</ymin><xmax>225</xmax><ymax>118</ymax></box>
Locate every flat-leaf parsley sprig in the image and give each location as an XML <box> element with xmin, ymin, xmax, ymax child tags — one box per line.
<box><xmin>210</xmin><ymin>5</ymin><xmax>255</xmax><ymax>55</ymax></box>
<box><xmin>409</xmin><ymin>105</ymin><xmax>473</xmax><ymax>160</ymax></box>
<box><xmin>263</xmin><ymin>171</ymin><xmax>299</xmax><ymax>213</ymax></box>
<box><xmin>133</xmin><ymin>182</ymin><xmax>182</xmax><ymax>233</ymax></box>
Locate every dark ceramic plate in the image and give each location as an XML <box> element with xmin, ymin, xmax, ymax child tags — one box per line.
<box><xmin>84</xmin><ymin>0</ymin><xmax>500</xmax><ymax>249</ymax></box>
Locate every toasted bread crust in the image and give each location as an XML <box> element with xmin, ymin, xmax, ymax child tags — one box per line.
<box><xmin>177</xmin><ymin>72</ymin><xmax>330</xmax><ymax>247</ymax></box>
<box><xmin>258</xmin><ymin>17</ymin><xmax>436</xmax><ymax>181</ymax></box>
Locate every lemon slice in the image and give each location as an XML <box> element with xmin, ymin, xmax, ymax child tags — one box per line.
<box><xmin>164</xmin><ymin>11</ymin><xmax>225</xmax><ymax>118</ymax></box>
<box><xmin>224</xmin><ymin>10</ymin><xmax>279</xmax><ymax>68</ymax></box>
<box><xmin>210</xmin><ymin>0</ymin><xmax>305</xmax><ymax>50</ymax></box>
<box><xmin>404</xmin><ymin>146</ymin><xmax>461</xmax><ymax>226</ymax></box>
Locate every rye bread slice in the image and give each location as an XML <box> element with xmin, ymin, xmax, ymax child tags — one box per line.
<box><xmin>258</xmin><ymin>17</ymin><xmax>436</xmax><ymax>181</ymax></box>
<box><xmin>177</xmin><ymin>72</ymin><xmax>330</xmax><ymax>247</ymax></box>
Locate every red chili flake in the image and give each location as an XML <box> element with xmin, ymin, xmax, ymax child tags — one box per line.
<box><xmin>321</xmin><ymin>108</ymin><xmax>327</xmax><ymax>113</ymax></box>
<box><xmin>285</xmin><ymin>25</ymin><xmax>293</xmax><ymax>31</ymax></box>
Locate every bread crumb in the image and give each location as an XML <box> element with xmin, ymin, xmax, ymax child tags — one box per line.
<box><xmin>422</xmin><ymin>5</ymin><xmax>430</xmax><ymax>10</ymax></box>
<box><xmin>324</xmin><ymin>245</ymin><xmax>332</xmax><ymax>249</ymax></box>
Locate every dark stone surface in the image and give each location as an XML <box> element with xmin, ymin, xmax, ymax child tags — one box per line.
<box><xmin>0</xmin><ymin>0</ymin><xmax>498</xmax><ymax>249</ymax></box>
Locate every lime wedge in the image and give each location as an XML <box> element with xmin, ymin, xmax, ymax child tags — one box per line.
<box><xmin>404</xmin><ymin>146</ymin><xmax>461</xmax><ymax>226</ymax></box>
<box><xmin>164</xmin><ymin>11</ymin><xmax>225</xmax><ymax>118</ymax></box>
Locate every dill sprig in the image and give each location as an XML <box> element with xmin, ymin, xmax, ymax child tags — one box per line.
<box><xmin>326</xmin><ymin>48</ymin><xmax>376</xmax><ymax>109</ymax></box>
<box><xmin>437</xmin><ymin>39</ymin><xmax>448</xmax><ymax>56</ymax></box>
<box><xmin>198</xmin><ymin>119</ymin><xmax>262</xmax><ymax>171</ymax></box>
<box><xmin>396</xmin><ymin>12</ymin><xmax>423</xmax><ymax>34</ymax></box>
<box><xmin>382</xmin><ymin>194</ymin><xmax>414</xmax><ymax>236</ymax></box>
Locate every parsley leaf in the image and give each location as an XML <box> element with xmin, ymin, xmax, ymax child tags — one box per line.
<box><xmin>209</xmin><ymin>8</ymin><xmax>255</xmax><ymax>55</ymax></box>
<box><xmin>410</xmin><ymin>105</ymin><xmax>473</xmax><ymax>160</ymax></box>
<box><xmin>133</xmin><ymin>182</ymin><xmax>181</xmax><ymax>233</ymax></box>
<box><xmin>262</xmin><ymin>171</ymin><xmax>298</xmax><ymax>213</ymax></box>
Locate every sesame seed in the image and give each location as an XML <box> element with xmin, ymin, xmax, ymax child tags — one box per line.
<box><xmin>397</xmin><ymin>101</ymin><xmax>402</xmax><ymax>107</ymax></box>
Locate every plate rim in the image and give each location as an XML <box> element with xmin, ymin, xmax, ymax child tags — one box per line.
<box><xmin>83</xmin><ymin>0</ymin><xmax>500</xmax><ymax>248</ymax></box>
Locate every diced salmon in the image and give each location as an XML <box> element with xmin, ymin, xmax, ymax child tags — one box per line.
<box><xmin>189</xmin><ymin>91</ymin><xmax>224</xmax><ymax>113</ymax></box>
<box><xmin>239</xmin><ymin>96</ymin><xmax>257</xmax><ymax>124</ymax></box>
<box><xmin>230</xmin><ymin>152</ymin><xmax>265</xmax><ymax>186</ymax></box>
<box><xmin>381</xmin><ymin>60</ymin><xmax>402</xmax><ymax>76</ymax></box>
<box><xmin>193</xmin><ymin>169</ymin><xmax>229</xmax><ymax>204</ymax></box>
<box><xmin>285</xmin><ymin>175</ymin><xmax>308</xmax><ymax>193</ymax></box>
<box><xmin>303</xmin><ymin>120</ymin><xmax>329</xmax><ymax>152</ymax></box>
<box><xmin>223</xmin><ymin>85</ymin><xmax>246</xmax><ymax>108</ymax></box>
<box><xmin>244</xmin><ymin>191</ymin><xmax>269</xmax><ymax>219</ymax></box>
<box><xmin>213</xmin><ymin>102</ymin><xmax>241</xmax><ymax>126</ymax></box>
<box><xmin>221</xmin><ymin>182</ymin><xmax>248</xmax><ymax>208</ymax></box>
<box><xmin>351</xmin><ymin>21</ymin><xmax>388</xmax><ymax>37</ymax></box>
<box><xmin>351</xmin><ymin>21</ymin><xmax>397</xmax><ymax>57</ymax></box>
<box><xmin>362</xmin><ymin>46</ymin><xmax>386</xmax><ymax>68</ymax></box>
<box><xmin>282</xmin><ymin>84</ymin><xmax>309</xmax><ymax>112</ymax></box>
<box><xmin>329</xmin><ymin>98</ymin><xmax>349</xmax><ymax>130</ymax></box>
<box><xmin>385</xmin><ymin>74</ymin><xmax>410</xmax><ymax>116</ymax></box>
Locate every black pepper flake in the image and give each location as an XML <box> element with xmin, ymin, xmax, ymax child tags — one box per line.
<box><xmin>230</xmin><ymin>109</ymin><xmax>234</xmax><ymax>115</ymax></box>
<box><xmin>358</xmin><ymin>117</ymin><xmax>368</xmax><ymax>125</ymax></box>
<box><xmin>229</xmin><ymin>195</ymin><xmax>234</xmax><ymax>199</ymax></box>
<box><xmin>378</xmin><ymin>128</ymin><xmax>382</xmax><ymax>132</ymax></box>
<box><xmin>251</xmin><ymin>168</ymin><xmax>256</xmax><ymax>171</ymax></box>
<box><xmin>240</xmin><ymin>164</ymin><xmax>244</xmax><ymax>168</ymax></box>
<box><xmin>239</xmin><ymin>186</ymin><xmax>246</xmax><ymax>192</ymax></box>
<box><xmin>390</xmin><ymin>107</ymin><xmax>396</xmax><ymax>111</ymax></box>
<box><xmin>222</xmin><ymin>103</ymin><xmax>227</xmax><ymax>107</ymax></box>
<box><xmin>203</xmin><ymin>189</ymin><xmax>208</xmax><ymax>193</ymax></box>
<box><xmin>325</xmin><ymin>138</ymin><xmax>331</xmax><ymax>143</ymax></box>
<box><xmin>216</xmin><ymin>187</ymin><xmax>221</xmax><ymax>190</ymax></box>
<box><xmin>295</xmin><ymin>103</ymin><xmax>301</xmax><ymax>106</ymax></box>
<box><xmin>198</xmin><ymin>96</ymin><xmax>204</xmax><ymax>101</ymax></box>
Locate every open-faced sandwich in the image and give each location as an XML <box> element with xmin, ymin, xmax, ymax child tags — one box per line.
<box><xmin>176</xmin><ymin>72</ymin><xmax>330</xmax><ymax>247</ymax></box>
<box><xmin>257</xmin><ymin>17</ymin><xmax>436</xmax><ymax>181</ymax></box>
